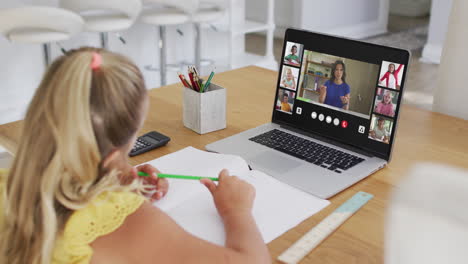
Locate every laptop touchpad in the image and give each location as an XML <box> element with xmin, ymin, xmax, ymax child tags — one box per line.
<box><xmin>249</xmin><ymin>151</ymin><xmax>301</xmax><ymax>173</ymax></box>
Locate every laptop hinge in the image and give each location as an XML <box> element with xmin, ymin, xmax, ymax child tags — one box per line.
<box><xmin>280</xmin><ymin>124</ymin><xmax>374</xmax><ymax>157</ymax></box>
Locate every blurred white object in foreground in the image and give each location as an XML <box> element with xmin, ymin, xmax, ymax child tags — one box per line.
<box><xmin>386</xmin><ymin>163</ymin><xmax>468</xmax><ymax>264</ymax></box>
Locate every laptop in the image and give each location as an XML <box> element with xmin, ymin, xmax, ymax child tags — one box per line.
<box><xmin>206</xmin><ymin>28</ymin><xmax>410</xmax><ymax>199</ymax></box>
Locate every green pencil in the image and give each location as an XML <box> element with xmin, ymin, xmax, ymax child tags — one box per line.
<box><xmin>202</xmin><ymin>71</ymin><xmax>215</xmax><ymax>93</ymax></box>
<box><xmin>137</xmin><ymin>171</ymin><xmax>219</xmax><ymax>181</ymax></box>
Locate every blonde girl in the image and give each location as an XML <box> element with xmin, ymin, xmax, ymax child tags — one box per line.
<box><xmin>281</xmin><ymin>67</ymin><xmax>296</xmax><ymax>90</ymax></box>
<box><xmin>374</xmin><ymin>90</ymin><xmax>395</xmax><ymax>117</ymax></box>
<box><xmin>0</xmin><ymin>47</ymin><xmax>270</xmax><ymax>264</ymax></box>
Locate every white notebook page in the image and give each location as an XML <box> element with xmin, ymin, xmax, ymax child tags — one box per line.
<box><xmin>143</xmin><ymin>147</ymin><xmax>330</xmax><ymax>245</ymax></box>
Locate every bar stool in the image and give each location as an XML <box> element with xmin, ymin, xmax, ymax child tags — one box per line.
<box><xmin>60</xmin><ymin>0</ymin><xmax>142</xmax><ymax>49</ymax></box>
<box><xmin>191</xmin><ymin>0</ymin><xmax>227</xmax><ymax>71</ymax></box>
<box><xmin>139</xmin><ymin>0</ymin><xmax>194</xmax><ymax>86</ymax></box>
<box><xmin>0</xmin><ymin>6</ymin><xmax>84</xmax><ymax>67</ymax></box>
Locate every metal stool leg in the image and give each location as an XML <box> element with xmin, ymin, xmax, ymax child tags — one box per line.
<box><xmin>100</xmin><ymin>32</ymin><xmax>109</xmax><ymax>49</ymax></box>
<box><xmin>181</xmin><ymin>23</ymin><xmax>214</xmax><ymax>69</ymax></box>
<box><xmin>144</xmin><ymin>26</ymin><xmax>180</xmax><ymax>82</ymax></box>
<box><xmin>159</xmin><ymin>25</ymin><xmax>167</xmax><ymax>86</ymax></box>
<box><xmin>43</xmin><ymin>43</ymin><xmax>51</xmax><ymax>67</ymax></box>
<box><xmin>194</xmin><ymin>23</ymin><xmax>201</xmax><ymax>71</ymax></box>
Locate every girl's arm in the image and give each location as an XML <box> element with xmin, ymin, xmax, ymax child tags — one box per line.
<box><xmin>90</xmin><ymin>172</ymin><xmax>271</xmax><ymax>264</ymax></box>
<box><xmin>318</xmin><ymin>83</ymin><xmax>327</xmax><ymax>103</ymax></box>
<box><xmin>379</xmin><ymin>72</ymin><xmax>389</xmax><ymax>82</ymax></box>
<box><xmin>341</xmin><ymin>93</ymin><xmax>350</xmax><ymax>110</ymax></box>
<box><xmin>91</xmin><ymin>203</ymin><xmax>270</xmax><ymax>264</ymax></box>
<box><xmin>394</xmin><ymin>64</ymin><xmax>404</xmax><ymax>90</ymax></box>
<box><xmin>292</xmin><ymin>78</ymin><xmax>296</xmax><ymax>90</ymax></box>
<box><xmin>395</xmin><ymin>64</ymin><xmax>403</xmax><ymax>74</ymax></box>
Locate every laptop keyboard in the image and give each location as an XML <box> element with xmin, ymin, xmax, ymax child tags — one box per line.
<box><xmin>249</xmin><ymin>129</ymin><xmax>365</xmax><ymax>173</ymax></box>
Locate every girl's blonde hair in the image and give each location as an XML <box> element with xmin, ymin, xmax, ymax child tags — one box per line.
<box><xmin>383</xmin><ymin>90</ymin><xmax>394</xmax><ymax>98</ymax></box>
<box><xmin>0</xmin><ymin>47</ymin><xmax>148</xmax><ymax>264</ymax></box>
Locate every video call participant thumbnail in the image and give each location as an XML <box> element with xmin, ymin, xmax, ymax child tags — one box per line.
<box><xmin>276</xmin><ymin>89</ymin><xmax>295</xmax><ymax>114</ymax></box>
<box><xmin>374</xmin><ymin>88</ymin><xmax>398</xmax><ymax>117</ymax></box>
<box><xmin>319</xmin><ymin>60</ymin><xmax>350</xmax><ymax>110</ymax></box>
<box><xmin>368</xmin><ymin>115</ymin><xmax>393</xmax><ymax>144</ymax></box>
<box><xmin>379</xmin><ymin>61</ymin><xmax>404</xmax><ymax>90</ymax></box>
<box><xmin>283</xmin><ymin>42</ymin><xmax>303</xmax><ymax>67</ymax></box>
<box><xmin>280</xmin><ymin>66</ymin><xmax>299</xmax><ymax>91</ymax></box>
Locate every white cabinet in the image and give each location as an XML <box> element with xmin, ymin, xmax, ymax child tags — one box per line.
<box><xmin>298</xmin><ymin>0</ymin><xmax>389</xmax><ymax>39</ymax></box>
<box><xmin>223</xmin><ymin>0</ymin><xmax>278</xmax><ymax>70</ymax></box>
<box><xmin>247</xmin><ymin>0</ymin><xmax>389</xmax><ymax>40</ymax></box>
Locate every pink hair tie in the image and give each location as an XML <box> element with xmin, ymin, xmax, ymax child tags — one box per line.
<box><xmin>91</xmin><ymin>52</ymin><xmax>102</xmax><ymax>70</ymax></box>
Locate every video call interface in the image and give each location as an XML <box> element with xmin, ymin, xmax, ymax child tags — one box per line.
<box><xmin>275</xmin><ymin>39</ymin><xmax>407</xmax><ymax>158</ymax></box>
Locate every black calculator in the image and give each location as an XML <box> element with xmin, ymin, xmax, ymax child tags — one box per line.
<box><xmin>129</xmin><ymin>131</ymin><xmax>170</xmax><ymax>157</ymax></box>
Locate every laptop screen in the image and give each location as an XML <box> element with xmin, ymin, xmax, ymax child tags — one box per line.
<box><xmin>272</xmin><ymin>28</ymin><xmax>410</xmax><ymax>160</ymax></box>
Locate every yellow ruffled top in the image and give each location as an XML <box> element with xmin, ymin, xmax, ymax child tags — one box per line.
<box><xmin>0</xmin><ymin>169</ymin><xmax>145</xmax><ymax>264</ymax></box>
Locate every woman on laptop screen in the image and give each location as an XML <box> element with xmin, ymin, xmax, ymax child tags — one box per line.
<box><xmin>319</xmin><ymin>60</ymin><xmax>351</xmax><ymax>110</ymax></box>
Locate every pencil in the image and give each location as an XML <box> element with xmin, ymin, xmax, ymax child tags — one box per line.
<box><xmin>188</xmin><ymin>72</ymin><xmax>199</xmax><ymax>92</ymax></box>
<box><xmin>178</xmin><ymin>72</ymin><xmax>192</xmax><ymax>89</ymax></box>
<box><xmin>137</xmin><ymin>171</ymin><xmax>219</xmax><ymax>181</ymax></box>
<box><xmin>204</xmin><ymin>70</ymin><xmax>215</xmax><ymax>92</ymax></box>
<box><xmin>193</xmin><ymin>75</ymin><xmax>202</xmax><ymax>92</ymax></box>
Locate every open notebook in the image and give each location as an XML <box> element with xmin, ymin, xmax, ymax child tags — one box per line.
<box><xmin>146</xmin><ymin>147</ymin><xmax>330</xmax><ymax>245</ymax></box>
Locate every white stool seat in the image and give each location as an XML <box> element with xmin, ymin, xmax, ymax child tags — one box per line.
<box><xmin>84</xmin><ymin>13</ymin><xmax>134</xmax><ymax>32</ymax></box>
<box><xmin>192</xmin><ymin>8</ymin><xmax>223</xmax><ymax>23</ymax></box>
<box><xmin>60</xmin><ymin>0</ymin><xmax>142</xmax><ymax>33</ymax></box>
<box><xmin>8</xmin><ymin>29</ymin><xmax>70</xmax><ymax>44</ymax></box>
<box><xmin>0</xmin><ymin>6</ymin><xmax>84</xmax><ymax>44</ymax></box>
<box><xmin>140</xmin><ymin>7</ymin><xmax>190</xmax><ymax>25</ymax></box>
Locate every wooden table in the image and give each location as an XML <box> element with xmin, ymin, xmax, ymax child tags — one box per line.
<box><xmin>1</xmin><ymin>66</ymin><xmax>468</xmax><ymax>263</ymax></box>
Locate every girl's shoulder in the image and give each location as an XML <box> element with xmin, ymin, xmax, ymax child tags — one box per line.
<box><xmin>339</xmin><ymin>82</ymin><xmax>350</xmax><ymax>90</ymax></box>
<box><xmin>54</xmin><ymin>191</ymin><xmax>145</xmax><ymax>263</ymax></box>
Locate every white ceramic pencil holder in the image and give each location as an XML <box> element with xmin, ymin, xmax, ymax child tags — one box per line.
<box><xmin>183</xmin><ymin>83</ymin><xmax>226</xmax><ymax>134</ymax></box>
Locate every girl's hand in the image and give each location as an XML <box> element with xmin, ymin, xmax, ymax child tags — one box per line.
<box><xmin>319</xmin><ymin>85</ymin><xmax>327</xmax><ymax>94</ymax></box>
<box><xmin>200</xmin><ymin>169</ymin><xmax>255</xmax><ymax>219</ymax></box>
<box><xmin>340</xmin><ymin>95</ymin><xmax>350</xmax><ymax>104</ymax></box>
<box><xmin>132</xmin><ymin>164</ymin><xmax>169</xmax><ymax>202</ymax></box>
